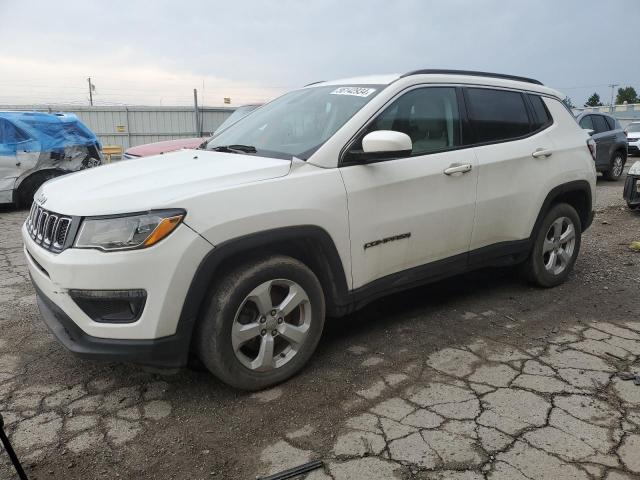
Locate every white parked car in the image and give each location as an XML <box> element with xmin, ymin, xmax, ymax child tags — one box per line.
<box><xmin>627</xmin><ymin>121</ymin><xmax>640</xmax><ymax>156</ymax></box>
<box><xmin>23</xmin><ymin>70</ymin><xmax>597</xmax><ymax>390</ymax></box>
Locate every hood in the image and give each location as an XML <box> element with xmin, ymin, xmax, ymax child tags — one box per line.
<box><xmin>125</xmin><ymin>137</ymin><xmax>207</xmax><ymax>157</ymax></box>
<box><xmin>38</xmin><ymin>149</ymin><xmax>291</xmax><ymax>216</ymax></box>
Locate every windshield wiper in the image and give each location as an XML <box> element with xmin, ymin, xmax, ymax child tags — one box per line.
<box><xmin>211</xmin><ymin>144</ymin><xmax>257</xmax><ymax>154</ymax></box>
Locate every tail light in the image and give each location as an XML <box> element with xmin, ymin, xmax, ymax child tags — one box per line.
<box><xmin>587</xmin><ymin>138</ymin><xmax>597</xmax><ymax>162</ymax></box>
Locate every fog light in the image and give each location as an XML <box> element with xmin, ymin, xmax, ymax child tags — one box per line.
<box><xmin>69</xmin><ymin>289</ymin><xmax>147</xmax><ymax>323</ymax></box>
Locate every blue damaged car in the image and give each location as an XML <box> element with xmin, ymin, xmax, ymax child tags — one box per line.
<box><xmin>0</xmin><ymin>112</ymin><xmax>103</xmax><ymax>206</ymax></box>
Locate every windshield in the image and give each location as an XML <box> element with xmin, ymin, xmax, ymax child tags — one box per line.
<box><xmin>213</xmin><ymin>105</ymin><xmax>260</xmax><ymax>136</ymax></box>
<box><xmin>205</xmin><ymin>85</ymin><xmax>382</xmax><ymax>160</ymax></box>
<box><xmin>628</xmin><ymin>123</ymin><xmax>640</xmax><ymax>133</ymax></box>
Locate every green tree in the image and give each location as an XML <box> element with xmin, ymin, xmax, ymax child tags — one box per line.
<box><xmin>563</xmin><ymin>97</ymin><xmax>575</xmax><ymax>109</ymax></box>
<box><xmin>585</xmin><ymin>92</ymin><xmax>603</xmax><ymax>107</ymax></box>
<box><xmin>615</xmin><ymin>86</ymin><xmax>639</xmax><ymax>105</ymax></box>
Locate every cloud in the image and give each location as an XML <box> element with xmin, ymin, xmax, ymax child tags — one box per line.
<box><xmin>0</xmin><ymin>55</ymin><xmax>285</xmax><ymax>106</ymax></box>
<box><xmin>0</xmin><ymin>0</ymin><xmax>638</xmax><ymax>106</ymax></box>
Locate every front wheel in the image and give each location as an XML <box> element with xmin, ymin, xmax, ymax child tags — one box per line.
<box><xmin>521</xmin><ymin>203</ymin><xmax>582</xmax><ymax>288</ymax></box>
<box><xmin>195</xmin><ymin>255</ymin><xmax>325</xmax><ymax>390</ymax></box>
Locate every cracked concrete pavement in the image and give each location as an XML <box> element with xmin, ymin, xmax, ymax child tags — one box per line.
<box><xmin>261</xmin><ymin>319</ymin><xmax>640</xmax><ymax>480</ymax></box>
<box><xmin>1</xmin><ymin>175</ymin><xmax>640</xmax><ymax>479</ymax></box>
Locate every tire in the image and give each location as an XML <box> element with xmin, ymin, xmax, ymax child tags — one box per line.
<box><xmin>195</xmin><ymin>255</ymin><xmax>326</xmax><ymax>391</ymax></box>
<box><xmin>521</xmin><ymin>203</ymin><xmax>582</xmax><ymax>288</ymax></box>
<box><xmin>15</xmin><ymin>171</ymin><xmax>60</xmax><ymax>208</ymax></box>
<box><xmin>602</xmin><ymin>151</ymin><xmax>625</xmax><ymax>181</ymax></box>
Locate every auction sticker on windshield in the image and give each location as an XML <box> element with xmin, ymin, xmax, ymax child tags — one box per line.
<box><xmin>330</xmin><ymin>87</ymin><xmax>376</xmax><ymax>97</ymax></box>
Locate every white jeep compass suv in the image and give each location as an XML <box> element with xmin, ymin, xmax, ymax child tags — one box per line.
<box><xmin>23</xmin><ymin>70</ymin><xmax>597</xmax><ymax>390</ymax></box>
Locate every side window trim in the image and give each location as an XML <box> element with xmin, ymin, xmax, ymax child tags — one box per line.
<box><xmin>339</xmin><ymin>85</ymin><xmax>558</xmax><ymax>167</ymax></box>
<box><xmin>456</xmin><ymin>86</ymin><xmax>475</xmax><ymax>146</ymax></box>
<box><xmin>521</xmin><ymin>91</ymin><xmax>535</xmax><ymax>127</ymax></box>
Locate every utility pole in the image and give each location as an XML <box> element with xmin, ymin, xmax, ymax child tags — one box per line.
<box><xmin>87</xmin><ymin>77</ymin><xmax>94</xmax><ymax>106</ymax></box>
<box><xmin>608</xmin><ymin>83</ymin><xmax>618</xmax><ymax>112</ymax></box>
<box><xmin>193</xmin><ymin>88</ymin><xmax>200</xmax><ymax>137</ymax></box>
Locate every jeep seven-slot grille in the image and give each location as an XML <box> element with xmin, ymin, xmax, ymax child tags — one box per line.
<box><xmin>26</xmin><ymin>204</ymin><xmax>73</xmax><ymax>252</ymax></box>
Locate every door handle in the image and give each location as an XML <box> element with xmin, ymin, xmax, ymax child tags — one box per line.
<box><xmin>443</xmin><ymin>163</ymin><xmax>472</xmax><ymax>175</ymax></box>
<box><xmin>532</xmin><ymin>148</ymin><xmax>553</xmax><ymax>158</ymax></box>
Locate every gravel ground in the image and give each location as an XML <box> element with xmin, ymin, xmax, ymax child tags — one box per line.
<box><xmin>1</xmin><ymin>174</ymin><xmax>639</xmax><ymax>480</ymax></box>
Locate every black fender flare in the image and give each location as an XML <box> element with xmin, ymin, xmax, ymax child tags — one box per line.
<box><xmin>172</xmin><ymin>225</ymin><xmax>350</xmax><ymax>362</ymax></box>
<box><xmin>529</xmin><ymin>179</ymin><xmax>594</xmax><ymax>239</ymax></box>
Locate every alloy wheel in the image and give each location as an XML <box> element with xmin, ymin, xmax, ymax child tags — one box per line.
<box><xmin>612</xmin><ymin>155</ymin><xmax>624</xmax><ymax>178</ymax></box>
<box><xmin>542</xmin><ymin>216</ymin><xmax>576</xmax><ymax>275</ymax></box>
<box><xmin>231</xmin><ymin>279</ymin><xmax>311</xmax><ymax>372</ymax></box>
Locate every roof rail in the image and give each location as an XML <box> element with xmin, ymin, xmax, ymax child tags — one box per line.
<box><xmin>400</xmin><ymin>69</ymin><xmax>543</xmax><ymax>86</ymax></box>
<box><xmin>304</xmin><ymin>80</ymin><xmax>326</xmax><ymax>87</ymax></box>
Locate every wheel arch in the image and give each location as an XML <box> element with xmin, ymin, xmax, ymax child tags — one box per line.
<box><xmin>14</xmin><ymin>168</ymin><xmax>67</xmax><ymax>206</ymax></box>
<box><xmin>613</xmin><ymin>144</ymin><xmax>628</xmax><ymax>161</ymax></box>
<box><xmin>15</xmin><ymin>167</ymin><xmax>66</xmax><ymax>191</ymax></box>
<box><xmin>531</xmin><ymin>180</ymin><xmax>593</xmax><ymax>238</ymax></box>
<box><xmin>176</xmin><ymin>225</ymin><xmax>351</xmax><ymax>357</ymax></box>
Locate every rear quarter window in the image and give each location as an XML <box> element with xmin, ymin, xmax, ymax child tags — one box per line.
<box><xmin>528</xmin><ymin>94</ymin><xmax>553</xmax><ymax>131</ymax></box>
<box><xmin>466</xmin><ymin>88</ymin><xmax>531</xmax><ymax>143</ymax></box>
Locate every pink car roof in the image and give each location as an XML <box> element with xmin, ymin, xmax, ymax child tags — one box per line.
<box><xmin>125</xmin><ymin>137</ymin><xmax>206</xmax><ymax>157</ymax></box>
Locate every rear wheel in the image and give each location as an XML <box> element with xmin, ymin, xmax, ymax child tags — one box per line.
<box><xmin>195</xmin><ymin>255</ymin><xmax>325</xmax><ymax>390</ymax></box>
<box><xmin>603</xmin><ymin>152</ymin><xmax>625</xmax><ymax>181</ymax></box>
<box><xmin>521</xmin><ymin>203</ymin><xmax>582</xmax><ymax>287</ymax></box>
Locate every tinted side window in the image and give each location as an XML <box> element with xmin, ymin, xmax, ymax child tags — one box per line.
<box><xmin>351</xmin><ymin>87</ymin><xmax>461</xmax><ymax>157</ymax></box>
<box><xmin>604</xmin><ymin>116</ymin><xmax>616</xmax><ymax>130</ymax></box>
<box><xmin>528</xmin><ymin>95</ymin><xmax>552</xmax><ymax>131</ymax></box>
<box><xmin>466</xmin><ymin>88</ymin><xmax>530</xmax><ymax>143</ymax></box>
<box><xmin>579</xmin><ymin>115</ymin><xmax>594</xmax><ymax>130</ymax></box>
<box><xmin>592</xmin><ymin>115</ymin><xmax>609</xmax><ymax>133</ymax></box>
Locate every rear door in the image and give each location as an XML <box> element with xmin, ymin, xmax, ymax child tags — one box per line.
<box><xmin>466</xmin><ymin>88</ymin><xmax>555</xmax><ymax>254</ymax></box>
<box><xmin>591</xmin><ymin>115</ymin><xmax>614</xmax><ymax>169</ymax></box>
<box><xmin>340</xmin><ymin>86</ymin><xmax>477</xmax><ymax>289</ymax></box>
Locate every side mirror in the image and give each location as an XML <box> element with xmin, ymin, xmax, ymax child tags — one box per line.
<box><xmin>583</xmin><ymin>128</ymin><xmax>595</xmax><ymax>136</ymax></box>
<box><xmin>360</xmin><ymin>130</ymin><xmax>412</xmax><ymax>162</ymax></box>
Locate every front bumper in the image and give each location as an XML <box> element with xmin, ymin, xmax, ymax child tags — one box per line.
<box><xmin>628</xmin><ymin>143</ymin><xmax>639</xmax><ymax>155</ymax></box>
<box><xmin>33</xmin><ymin>280</ymin><xmax>188</xmax><ymax>367</ymax></box>
<box><xmin>624</xmin><ymin>174</ymin><xmax>640</xmax><ymax>208</ymax></box>
<box><xmin>23</xmin><ymin>220</ymin><xmax>212</xmax><ymax>366</ymax></box>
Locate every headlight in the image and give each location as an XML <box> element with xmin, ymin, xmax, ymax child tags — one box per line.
<box><xmin>74</xmin><ymin>209</ymin><xmax>185</xmax><ymax>251</ymax></box>
<box><xmin>629</xmin><ymin>161</ymin><xmax>640</xmax><ymax>176</ymax></box>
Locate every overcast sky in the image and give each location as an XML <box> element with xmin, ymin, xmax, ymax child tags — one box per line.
<box><xmin>0</xmin><ymin>0</ymin><xmax>638</xmax><ymax>107</ymax></box>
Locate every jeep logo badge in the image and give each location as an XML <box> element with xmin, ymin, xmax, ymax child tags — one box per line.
<box><xmin>35</xmin><ymin>193</ymin><xmax>47</xmax><ymax>205</ymax></box>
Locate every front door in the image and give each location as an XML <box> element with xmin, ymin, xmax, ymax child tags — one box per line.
<box><xmin>340</xmin><ymin>86</ymin><xmax>477</xmax><ymax>289</ymax></box>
